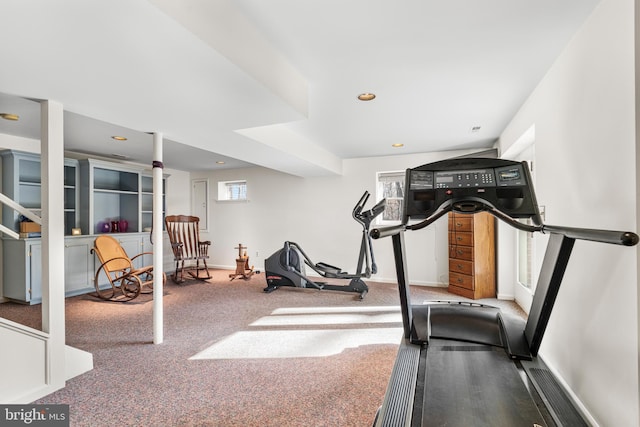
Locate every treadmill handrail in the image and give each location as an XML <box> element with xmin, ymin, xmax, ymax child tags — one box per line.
<box><xmin>406</xmin><ymin>206</ymin><xmax>452</xmax><ymax>232</ymax></box>
<box><xmin>541</xmin><ymin>224</ymin><xmax>638</xmax><ymax>246</ymax></box>
<box><xmin>370</xmin><ymin>224</ymin><xmax>406</xmax><ymax>239</ymax></box>
<box><xmin>372</xmin><ymin>201</ymin><xmax>639</xmax><ymax>247</ymax></box>
<box><xmin>489</xmin><ymin>206</ymin><xmax>638</xmax><ymax>245</ymax></box>
<box><xmin>370</xmin><ymin>204</ymin><xmax>452</xmax><ymax>239</ymax></box>
<box><xmin>488</xmin><ymin>205</ymin><xmax>638</xmax><ymax>246</ymax></box>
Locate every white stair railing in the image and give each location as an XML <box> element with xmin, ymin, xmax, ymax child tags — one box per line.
<box><xmin>0</xmin><ymin>192</ymin><xmax>42</xmax><ymax>240</ymax></box>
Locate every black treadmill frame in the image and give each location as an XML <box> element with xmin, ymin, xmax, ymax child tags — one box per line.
<box><xmin>372</xmin><ymin>157</ymin><xmax>638</xmax><ymax>426</ymax></box>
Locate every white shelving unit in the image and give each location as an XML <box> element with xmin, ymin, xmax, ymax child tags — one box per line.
<box><xmin>1</xmin><ymin>152</ymin><xmax>168</xmax><ymax>304</ymax></box>
<box><xmin>1</xmin><ymin>150</ymin><xmax>79</xmax><ymax>235</ymax></box>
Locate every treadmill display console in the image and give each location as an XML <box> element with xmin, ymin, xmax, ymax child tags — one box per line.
<box><xmin>434</xmin><ymin>169</ymin><xmax>495</xmax><ymax>188</ymax></box>
<box><xmin>408</xmin><ymin>165</ymin><xmax>528</xmax><ymax>190</ymax></box>
<box><xmin>409</xmin><ymin>170</ymin><xmax>434</xmax><ymax>190</ymax></box>
<box><xmin>403</xmin><ymin>158</ymin><xmax>540</xmax><ymax>221</ymax></box>
<box><xmin>495</xmin><ymin>165</ymin><xmax>527</xmax><ymax>186</ymax></box>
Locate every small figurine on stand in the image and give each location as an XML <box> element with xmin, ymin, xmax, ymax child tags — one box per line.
<box><xmin>229</xmin><ymin>243</ymin><xmax>255</xmax><ymax>280</ymax></box>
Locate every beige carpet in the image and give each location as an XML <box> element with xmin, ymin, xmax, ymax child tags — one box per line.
<box><xmin>0</xmin><ymin>269</ymin><xmax>524</xmax><ymax>426</ymax></box>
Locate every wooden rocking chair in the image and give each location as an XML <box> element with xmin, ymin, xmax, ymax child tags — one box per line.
<box><xmin>91</xmin><ymin>235</ymin><xmax>166</xmax><ymax>302</ymax></box>
<box><xmin>165</xmin><ymin>215</ymin><xmax>212</xmax><ymax>282</ymax></box>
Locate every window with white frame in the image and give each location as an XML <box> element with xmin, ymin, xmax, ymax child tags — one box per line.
<box><xmin>217</xmin><ymin>180</ymin><xmax>247</xmax><ymax>201</ymax></box>
<box><xmin>517</xmin><ymin>218</ymin><xmax>534</xmax><ymax>288</ymax></box>
<box><xmin>515</xmin><ymin>148</ymin><xmax>535</xmax><ymax>289</ymax></box>
<box><xmin>503</xmin><ymin>125</ymin><xmax>536</xmax><ymax>291</ymax></box>
<box><xmin>376</xmin><ymin>171</ymin><xmax>405</xmax><ymax>223</ymax></box>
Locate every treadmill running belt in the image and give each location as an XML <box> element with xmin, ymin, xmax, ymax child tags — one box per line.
<box><xmin>421</xmin><ymin>341</ymin><xmax>547</xmax><ymax>427</ymax></box>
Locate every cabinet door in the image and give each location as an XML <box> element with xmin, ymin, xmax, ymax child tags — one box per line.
<box><xmin>141</xmin><ymin>234</ymin><xmax>155</xmax><ymax>267</ymax></box>
<box><xmin>118</xmin><ymin>236</ymin><xmax>145</xmax><ymax>269</ymax></box>
<box><xmin>3</xmin><ymin>240</ymin><xmax>30</xmax><ymax>302</ymax></box>
<box><xmin>29</xmin><ymin>243</ymin><xmax>43</xmax><ymax>303</ymax></box>
<box><xmin>65</xmin><ymin>240</ymin><xmax>92</xmax><ymax>296</ymax></box>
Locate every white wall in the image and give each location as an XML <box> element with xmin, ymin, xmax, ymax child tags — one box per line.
<box><xmin>189</xmin><ymin>148</ymin><xmax>481</xmax><ymax>287</ymax></box>
<box><xmin>499</xmin><ymin>0</ymin><xmax>638</xmax><ymax>425</ymax></box>
<box><xmin>164</xmin><ymin>168</ymin><xmax>190</xmax><ymax>217</ymax></box>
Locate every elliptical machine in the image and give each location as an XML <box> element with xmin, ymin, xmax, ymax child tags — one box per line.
<box><xmin>264</xmin><ymin>191</ymin><xmax>386</xmax><ymax>299</ymax></box>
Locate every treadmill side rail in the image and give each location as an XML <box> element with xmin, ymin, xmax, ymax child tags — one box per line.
<box><xmin>374</xmin><ymin>339</ymin><xmax>420</xmax><ymax>427</ymax></box>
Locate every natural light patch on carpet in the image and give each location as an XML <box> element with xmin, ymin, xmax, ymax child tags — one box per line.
<box><xmin>271</xmin><ymin>306</ymin><xmax>400</xmax><ymax>314</ymax></box>
<box><xmin>251</xmin><ymin>311</ymin><xmax>401</xmax><ymax>326</ymax></box>
<box><xmin>251</xmin><ymin>305</ymin><xmax>401</xmax><ymax>326</ymax></box>
<box><xmin>189</xmin><ymin>327</ymin><xmax>403</xmax><ymax>360</ymax></box>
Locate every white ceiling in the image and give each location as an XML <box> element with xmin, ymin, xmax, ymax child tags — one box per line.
<box><xmin>0</xmin><ymin>0</ymin><xmax>601</xmax><ymax>176</ymax></box>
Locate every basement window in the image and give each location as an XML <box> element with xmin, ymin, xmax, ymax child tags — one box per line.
<box><xmin>376</xmin><ymin>171</ymin><xmax>405</xmax><ymax>224</ymax></box>
<box><xmin>217</xmin><ymin>180</ymin><xmax>247</xmax><ymax>201</ymax></box>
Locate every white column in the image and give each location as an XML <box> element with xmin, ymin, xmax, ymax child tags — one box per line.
<box><xmin>40</xmin><ymin>100</ymin><xmax>66</xmax><ymax>388</ymax></box>
<box><xmin>152</xmin><ymin>133</ymin><xmax>164</xmax><ymax>344</ymax></box>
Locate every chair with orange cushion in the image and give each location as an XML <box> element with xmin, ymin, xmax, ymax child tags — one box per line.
<box><xmin>91</xmin><ymin>235</ymin><xmax>165</xmax><ymax>301</ymax></box>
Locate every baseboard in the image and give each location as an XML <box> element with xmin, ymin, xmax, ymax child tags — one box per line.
<box><xmin>537</xmin><ymin>352</ymin><xmax>599</xmax><ymax>426</ymax></box>
<box><xmin>497</xmin><ymin>292</ymin><xmax>515</xmax><ymax>300</ymax></box>
<box><xmin>403</xmin><ymin>281</ymin><xmax>448</xmax><ymax>287</ymax></box>
<box><xmin>211</xmin><ymin>264</ymin><xmax>237</xmax><ymax>271</ymax></box>
<box><xmin>208</xmin><ymin>266</ymin><xmax>448</xmax><ymax>288</ymax></box>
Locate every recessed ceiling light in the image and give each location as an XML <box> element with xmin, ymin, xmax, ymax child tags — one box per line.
<box><xmin>216</xmin><ymin>161</ymin><xmax>225</xmax><ymax>165</ymax></box>
<box><xmin>111</xmin><ymin>136</ymin><xmax>127</xmax><ymax>141</ymax></box>
<box><xmin>358</xmin><ymin>93</ymin><xmax>376</xmax><ymax>101</ymax></box>
<box><xmin>0</xmin><ymin>113</ymin><xmax>19</xmax><ymax>121</ymax></box>
<box><xmin>392</xmin><ymin>143</ymin><xmax>404</xmax><ymax>148</ymax></box>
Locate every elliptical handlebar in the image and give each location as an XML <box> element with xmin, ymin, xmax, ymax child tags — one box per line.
<box><xmin>352</xmin><ymin>191</ymin><xmax>387</xmax><ymax>229</ymax></box>
<box><xmin>364</xmin><ymin>199</ymin><xmax>387</xmax><ymax>221</ymax></box>
<box><xmin>352</xmin><ymin>191</ymin><xmax>370</xmax><ymax>219</ymax></box>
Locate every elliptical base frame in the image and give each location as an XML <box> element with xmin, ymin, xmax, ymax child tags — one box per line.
<box><xmin>264</xmin><ymin>241</ymin><xmax>369</xmax><ymax>299</ymax></box>
<box><xmin>263</xmin><ymin>191</ymin><xmax>384</xmax><ymax>300</ymax></box>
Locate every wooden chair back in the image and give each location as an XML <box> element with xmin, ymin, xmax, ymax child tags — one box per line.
<box><xmin>164</xmin><ymin>215</ymin><xmax>211</xmax><ymax>281</ymax></box>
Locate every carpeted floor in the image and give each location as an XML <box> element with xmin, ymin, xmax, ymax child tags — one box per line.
<box><xmin>0</xmin><ymin>270</ymin><xmax>525</xmax><ymax>426</ymax></box>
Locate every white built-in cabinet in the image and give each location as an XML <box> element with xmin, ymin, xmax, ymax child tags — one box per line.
<box><xmin>3</xmin><ymin>239</ymin><xmax>42</xmax><ymax>303</ymax></box>
<box><xmin>1</xmin><ymin>150</ymin><xmax>169</xmax><ymax>304</ymax></box>
<box><xmin>79</xmin><ymin>159</ymin><xmax>166</xmax><ymax>235</ymax></box>
<box><xmin>64</xmin><ymin>238</ymin><xmax>93</xmax><ymax>296</ymax></box>
<box><xmin>1</xmin><ymin>150</ymin><xmax>78</xmax><ymax>235</ymax></box>
<box><xmin>3</xmin><ymin>235</ymin><xmax>155</xmax><ymax>304</ymax></box>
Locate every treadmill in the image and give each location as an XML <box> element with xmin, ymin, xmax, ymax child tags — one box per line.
<box><xmin>370</xmin><ymin>157</ymin><xmax>638</xmax><ymax>427</ymax></box>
